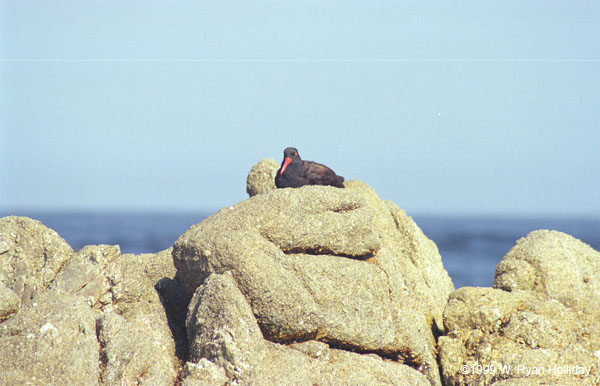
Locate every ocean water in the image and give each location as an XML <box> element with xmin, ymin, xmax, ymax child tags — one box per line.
<box><xmin>415</xmin><ymin>216</ymin><xmax>600</xmax><ymax>288</ymax></box>
<box><xmin>2</xmin><ymin>211</ymin><xmax>599</xmax><ymax>289</ymax></box>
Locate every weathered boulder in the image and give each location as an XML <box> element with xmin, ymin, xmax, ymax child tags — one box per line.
<box><xmin>0</xmin><ymin>216</ymin><xmax>180</xmax><ymax>386</ymax></box>
<box><xmin>245</xmin><ymin>159</ymin><xmax>452</xmax><ymax>330</ymax></box>
<box><xmin>46</xmin><ymin>243</ymin><xmax>179</xmax><ymax>384</ymax></box>
<box><xmin>246</xmin><ymin>157</ymin><xmax>279</xmax><ymax>197</ymax></box>
<box><xmin>184</xmin><ymin>272</ymin><xmax>430</xmax><ymax>385</ymax></box>
<box><xmin>174</xmin><ymin>172</ymin><xmax>454</xmax><ymax>385</ymax></box>
<box><xmin>0</xmin><ymin>216</ymin><xmax>73</xmax><ymax>303</ymax></box>
<box><xmin>0</xmin><ymin>289</ymin><xmax>100</xmax><ymax>385</ymax></box>
<box><xmin>439</xmin><ymin>231</ymin><xmax>600</xmax><ymax>386</ymax></box>
<box><xmin>493</xmin><ymin>230</ymin><xmax>600</xmax><ymax>306</ymax></box>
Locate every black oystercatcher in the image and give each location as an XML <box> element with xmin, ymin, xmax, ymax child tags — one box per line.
<box><xmin>275</xmin><ymin>147</ymin><xmax>345</xmax><ymax>188</ymax></box>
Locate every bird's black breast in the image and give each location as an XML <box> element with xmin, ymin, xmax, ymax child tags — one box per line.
<box><xmin>275</xmin><ymin>161</ymin><xmax>305</xmax><ymax>188</ymax></box>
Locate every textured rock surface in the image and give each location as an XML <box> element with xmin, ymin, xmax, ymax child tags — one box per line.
<box><xmin>0</xmin><ymin>289</ymin><xmax>100</xmax><ymax>385</ymax></box>
<box><xmin>186</xmin><ymin>272</ymin><xmax>266</xmax><ymax>379</ymax></box>
<box><xmin>493</xmin><ymin>230</ymin><xmax>600</xmax><ymax>305</ymax></box>
<box><xmin>181</xmin><ymin>359</ymin><xmax>228</xmax><ymax>386</ymax></box>
<box><xmin>0</xmin><ymin>216</ymin><xmax>180</xmax><ymax>386</ymax></box>
<box><xmin>46</xmin><ymin>244</ymin><xmax>179</xmax><ymax>384</ymax></box>
<box><xmin>245</xmin><ymin>159</ymin><xmax>452</xmax><ymax>330</ymax></box>
<box><xmin>96</xmin><ymin>250</ymin><xmax>179</xmax><ymax>385</ymax></box>
<box><xmin>439</xmin><ymin>230</ymin><xmax>600</xmax><ymax>386</ymax></box>
<box><xmin>246</xmin><ymin>157</ymin><xmax>279</xmax><ymax>197</ymax></box>
<box><xmin>97</xmin><ymin>306</ymin><xmax>176</xmax><ymax>385</ymax></box>
<box><xmin>0</xmin><ymin>216</ymin><xmax>74</xmax><ymax>303</ymax></box>
<box><xmin>184</xmin><ymin>272</ymin><xmax>430</xmax><ymax>385</ymax></box>
<box><xmin>0</xmin><ymin>278</ymin><xmax>20</xmax><ymax>321</ymax></box>
<box><xmin>174</xmin><ymin>178</ymin><xmax>454</xmax><ymax>385</ymax></box>
<box><xmin>7</xmin><ymin>169</ymin><xmax>598</xmax><ymax>386</ymax></box>
<box><xmin>51</xmin><ymin>244</ymin><xmax>121</xmax><ymax>307</ymax></box>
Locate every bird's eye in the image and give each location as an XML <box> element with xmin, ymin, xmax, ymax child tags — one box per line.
<box><xmin>294</xmin><ymin>152</ymin><xmax>298</xmax><ymax>156</ymax></box>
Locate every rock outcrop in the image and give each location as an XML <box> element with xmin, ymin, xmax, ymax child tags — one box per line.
<box><xmin>0</xmin><ymin>216</ymin><xmax>74</xmax><ymax>305</ymax></box>
<box><xmin>439</xmin><ymin>230</ymin><xmax>600</xmax><ymax>386</ymax></box>
<box><xmin>0</xmin><ymin>216</ymin><xmax>181</xmax><ymax>385</ymax></box>
<box><xmin>2</xmin><ymin>159</ymin><xmax>599</xmax><ymax>386</ymax></box>
<box><xmin>95</xmin><ymin>249</ymin><xmax>179</xmax><ymax>385</ymax></box>
<box><xmin>174</xmin><ymin>161</ymin><xmax>455</xmax><ymax>385</ymax></box>
<box><xmin>184</xmin><ymin>271</ymin><xmax>430</xmax><ymax>385</ymax></box>
<box><xmin>493</xmin><ymin>230</ymin><xmax>600</xmax><ymax>304</ymax></box>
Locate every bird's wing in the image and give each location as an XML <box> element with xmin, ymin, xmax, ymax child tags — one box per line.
<box><xmin>302</xmin><ymin>161</ymin><xmax>339</xmax><ymax>186</ymax></box>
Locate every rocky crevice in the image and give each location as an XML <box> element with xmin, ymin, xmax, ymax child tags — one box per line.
<box><xmin>96</xmin><ymin>317</ymin><xmax>108</xmax><ymax>385</ymax></box>
<box><xmin>281</xmin><ymin>247</ymin><xmax>376</xmax><ymax>260</ymax></box>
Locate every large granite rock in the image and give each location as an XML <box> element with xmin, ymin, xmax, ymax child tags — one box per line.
<box><xmin>184</xmin><ymin>272</ymin><xmax>430</xmax><ymax>385</ymax></box>
<box><xmin>0</xmin><ymin>217</ymin><xmax>180</xmax><ymax>385</ymax></box>
<box><xmin>493</xmin><ymin>230</ymin><xmax>600</xmax><ymax>305</ymax></box>
<box><xmin>439</xmin><ymin>230</ymin><xmax>600</xmax><ymax>386</ymax></box>
<box><xmin>0</xmin><ymin>216</ymin><xmax>73</xmax><ymax>303</ymax></box>
<box><xmin>46</xmin><ymin>244</ymin><xmax>179</xmax><ymax>384</ymax></box>
<box><xmin>7</xmin><ymin>161</ymin><xmax>598</xmax><ymax>386</ymax></box>
<box><xmin>174</xmin><ymin>169</ymin><xmax>454</xmax><ymax>385</ymax></box>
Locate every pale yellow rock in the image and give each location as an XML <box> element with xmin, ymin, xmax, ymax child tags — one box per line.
<box><xmin>175</xmin><ymin>175</ymin><xmax>454</xmax><ymax>385</ymax></box>
<box><xmin>439</xmin><ymin>230</ymin><xmax>600</xmax><ymax>386</ymax></box>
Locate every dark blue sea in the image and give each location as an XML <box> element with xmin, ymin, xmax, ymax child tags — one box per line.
<box><xmin>2</xmin><ymin>211</ymin><xmax>599</xmax><ymax>289</ymax></box>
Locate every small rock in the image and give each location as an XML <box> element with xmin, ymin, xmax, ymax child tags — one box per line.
<box><xmin>246</xmin><ymin>158</ymin><xmax>279</xmax><ymax>196</ymax></box>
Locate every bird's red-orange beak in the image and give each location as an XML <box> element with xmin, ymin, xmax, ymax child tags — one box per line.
<box><xmin>280</xmin><ymin>157</ymin><xmax>293</xmax><ymax>174</ymax></box>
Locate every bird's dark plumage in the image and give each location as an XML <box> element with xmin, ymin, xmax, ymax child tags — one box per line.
<box><xmin>275</xmin><ymin>147</ymin><xmax>345</xmax><ymax>188</ymax></box>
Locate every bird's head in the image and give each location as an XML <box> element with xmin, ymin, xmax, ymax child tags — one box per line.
<box><xmin>280</xmin><ymin>147</ymin><xmax>300</xmax><ymax>174</ymax></box>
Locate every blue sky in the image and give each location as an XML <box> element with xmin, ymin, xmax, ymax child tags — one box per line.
<box><xmin>1</xmin><ymin>1</ymin><xmax>599</xmax><ymax>216</ymax></box>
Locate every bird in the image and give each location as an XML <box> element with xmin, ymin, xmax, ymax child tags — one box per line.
<box><xmin>275</xmin><ymin>147</ymin><xmax>345</xmax><ymax>188</ymax></box>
